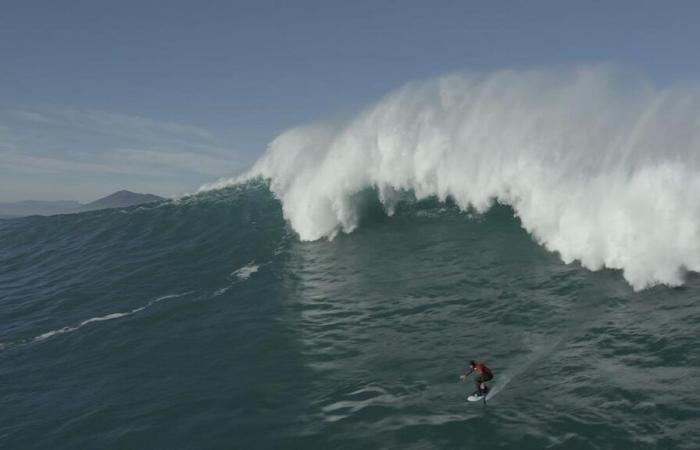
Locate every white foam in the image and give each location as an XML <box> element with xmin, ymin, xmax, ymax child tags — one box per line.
<box><xmin>206</xmin><ymin>66</ymin><xmax>700</xmax><ymax>290</ymax></box>
<box><xmin>213</xmin><ymin>286</ymin><xmax>231</xmax><ymax>296</ymax></box>
<box><xmin>212</xmin><ymin>263</ymin><xmax>260</xmax><ymax>297</ymax></box>
<box><xmin>231</xmin><ymin>263</ymin><xmax>259</xmax><ymax>281</ymax></box>
<box><xmin>32</xmin><ymin>292</ymin><xmax>188</xmax><ymax>343</ymax></box>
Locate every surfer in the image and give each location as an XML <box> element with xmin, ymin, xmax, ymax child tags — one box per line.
<box><xmin>460</xmin><ymin>360</ymin><xmax>493</xmax><ymax>396</ymax></box>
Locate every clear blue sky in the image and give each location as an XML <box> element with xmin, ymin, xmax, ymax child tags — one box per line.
<box><xmin>1</xmin><ymin>0</ymin><xmax>699</xmax><ymax>201</ymax></box>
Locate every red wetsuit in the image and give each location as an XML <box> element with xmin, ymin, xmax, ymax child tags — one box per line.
<box><xmin>473</xmin><ymin>362</ymin><xmax>493</xmax><ymax>383</ymax></box>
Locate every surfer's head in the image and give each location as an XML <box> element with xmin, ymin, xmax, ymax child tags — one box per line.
<box><xmin>469</xmin><ymin>360</ymin><xmax>476</xmax><ymax>368</ymax></box>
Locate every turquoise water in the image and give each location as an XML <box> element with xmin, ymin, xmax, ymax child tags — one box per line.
<box><xmin>1</xmin><ymin>183</ymin><xmax>699</xmax><ymax>449</ymax></box>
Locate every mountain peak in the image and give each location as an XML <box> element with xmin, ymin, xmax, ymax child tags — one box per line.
<box><xmin>80</xmin><ymin>191</ymin><xmax>165</xmax><ymax>211</ymax></box>
<box><xmin>0</xmin><ymin>190</ymin><xmax>166</xmax><ymax>218</ymax></box>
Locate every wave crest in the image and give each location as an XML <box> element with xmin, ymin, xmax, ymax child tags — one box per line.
<box><xmin>212</xmin><ymin>66</ymin><xmax>700</xmax><ymax>290</ymax></box>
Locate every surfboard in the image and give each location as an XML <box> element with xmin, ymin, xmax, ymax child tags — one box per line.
<box><xmin>467</xmin><ymin>393</ymin><xmax>486</xmax><ymax>402</ymax></box>
<box><xmin>467</xmin><ymin>389</ymin><xmax>492</xmax><ymax>402</ymax></box>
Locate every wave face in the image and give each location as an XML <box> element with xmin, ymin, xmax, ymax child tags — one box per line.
<box><xmin>0</xmin><ymin>184</ymin><xmax>286</xmax><ymax>349</ymax></box>
<box><xmin>3</xmin><ymin>183</ymin><xmax>700</xmax><ymax>449</ymax></box>
<box><xmin>212</xmin><ymin>66</ymin><xmax>700</xmax><ymax>290</ymax></box>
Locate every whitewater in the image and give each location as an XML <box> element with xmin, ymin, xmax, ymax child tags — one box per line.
<box><xmin>205</xmin><ymin>66</ymin><xmax>700</xmax><ymax>290</ymax></box>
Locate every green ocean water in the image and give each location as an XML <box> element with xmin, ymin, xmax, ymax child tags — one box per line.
<box><xmin>1</xmin><ymin>183</ymin><xmax>699</xmax><ymax>449</ymax></box>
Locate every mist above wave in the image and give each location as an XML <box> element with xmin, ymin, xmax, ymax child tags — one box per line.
<box><xmin>208</xmin><ymin>66</ymin><xmax>700</xmax><ymax>290</ymax></box>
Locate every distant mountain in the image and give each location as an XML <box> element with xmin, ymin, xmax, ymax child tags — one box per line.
<box><xmin>79</xmin><ymin>190</ymin><xmax>165</xmax><ymax>212</ymax></box>
<box><xmin>0</xmin><ymin>191</ymin><xmax>165</xmax><ymax>218</ymax></box>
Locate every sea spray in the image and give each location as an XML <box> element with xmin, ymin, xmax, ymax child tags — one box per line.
<box><xmin>204</xmin><ymin>66</ymin><xmax>700</xmax><ymax>289</ymax></box>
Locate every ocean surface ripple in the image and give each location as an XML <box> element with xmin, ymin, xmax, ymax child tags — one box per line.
<box><xmin>1</xmin><ymin>183</ymin><xmax>699</xmax><ymax>449</ymax></box>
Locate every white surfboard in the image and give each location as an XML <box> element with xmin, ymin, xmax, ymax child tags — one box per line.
<box><xmin>467</xmin><ymin>394</ymin><xmax>488</xmax><ymax>402</ymax></box>
<box><xmin>467</xmin><ymin>389</ymin><xmax>495</xmax><ymax>402</ymax></box>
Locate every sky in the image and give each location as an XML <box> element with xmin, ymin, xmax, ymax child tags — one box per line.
<box><xmin>1</xmin><ymin>0</ymin><xmax>699</xmax><ymax>201</ymax></box>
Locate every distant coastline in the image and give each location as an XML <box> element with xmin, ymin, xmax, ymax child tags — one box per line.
<box><xmin>0</xmin><ymin>190</ymin><xmax>165</xmax><ymax>218</ymax></box>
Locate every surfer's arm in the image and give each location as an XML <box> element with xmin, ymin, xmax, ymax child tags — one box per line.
<box><xmin>459</xmin><ymin>370</ymin><xmax>473</xmax><ymax>380</ymax></box>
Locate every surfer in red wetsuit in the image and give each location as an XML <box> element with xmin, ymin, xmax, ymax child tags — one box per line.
<box><xmin>460</xmin><ymin>360</ymin><xmax>493</xmax><ymax>396</ymax></box>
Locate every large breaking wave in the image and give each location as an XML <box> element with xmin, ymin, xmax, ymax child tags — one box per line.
<box><xmin>206</xmin><ymin>66</ymin><xmax>700</xmax><ymax>290</ymax></box>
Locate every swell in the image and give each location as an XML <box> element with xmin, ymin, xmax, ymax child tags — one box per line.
<box><xmin>204</xmin><ymin>66</ymin><xmax>700</xmax><ymax>290</ymax></box>
<box><xmin>0</xmin><ymin>182</ymin><xmax>287</xmax><ymax>345</ymax></box>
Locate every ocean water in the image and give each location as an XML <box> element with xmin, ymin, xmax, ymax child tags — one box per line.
<box><xmin>3</xmin><ymin>67</ymin><xmax>700</xmax><ymax>449</ymax></box>
<box><xmin>1</xmin><ymin>183</ymin><xmax>699</xmax><ymax>450</ymax></box>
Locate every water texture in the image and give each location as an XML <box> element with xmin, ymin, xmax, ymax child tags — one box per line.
<box><xmin>2</xmin><ymin>183</ymin><xmax>699</xmax><ymax>450</ymax></box>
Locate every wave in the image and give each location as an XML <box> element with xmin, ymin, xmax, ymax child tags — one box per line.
<box><xmin>203</xmin><ymin>66</ymin><xmax>700</xmax><ymax>290</ymax></box>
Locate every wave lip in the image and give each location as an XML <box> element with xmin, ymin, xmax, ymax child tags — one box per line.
<box><xmin>211</xmin><ymin>66</ymin><xmax>700</xmax><ymax>290</ymax></box>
